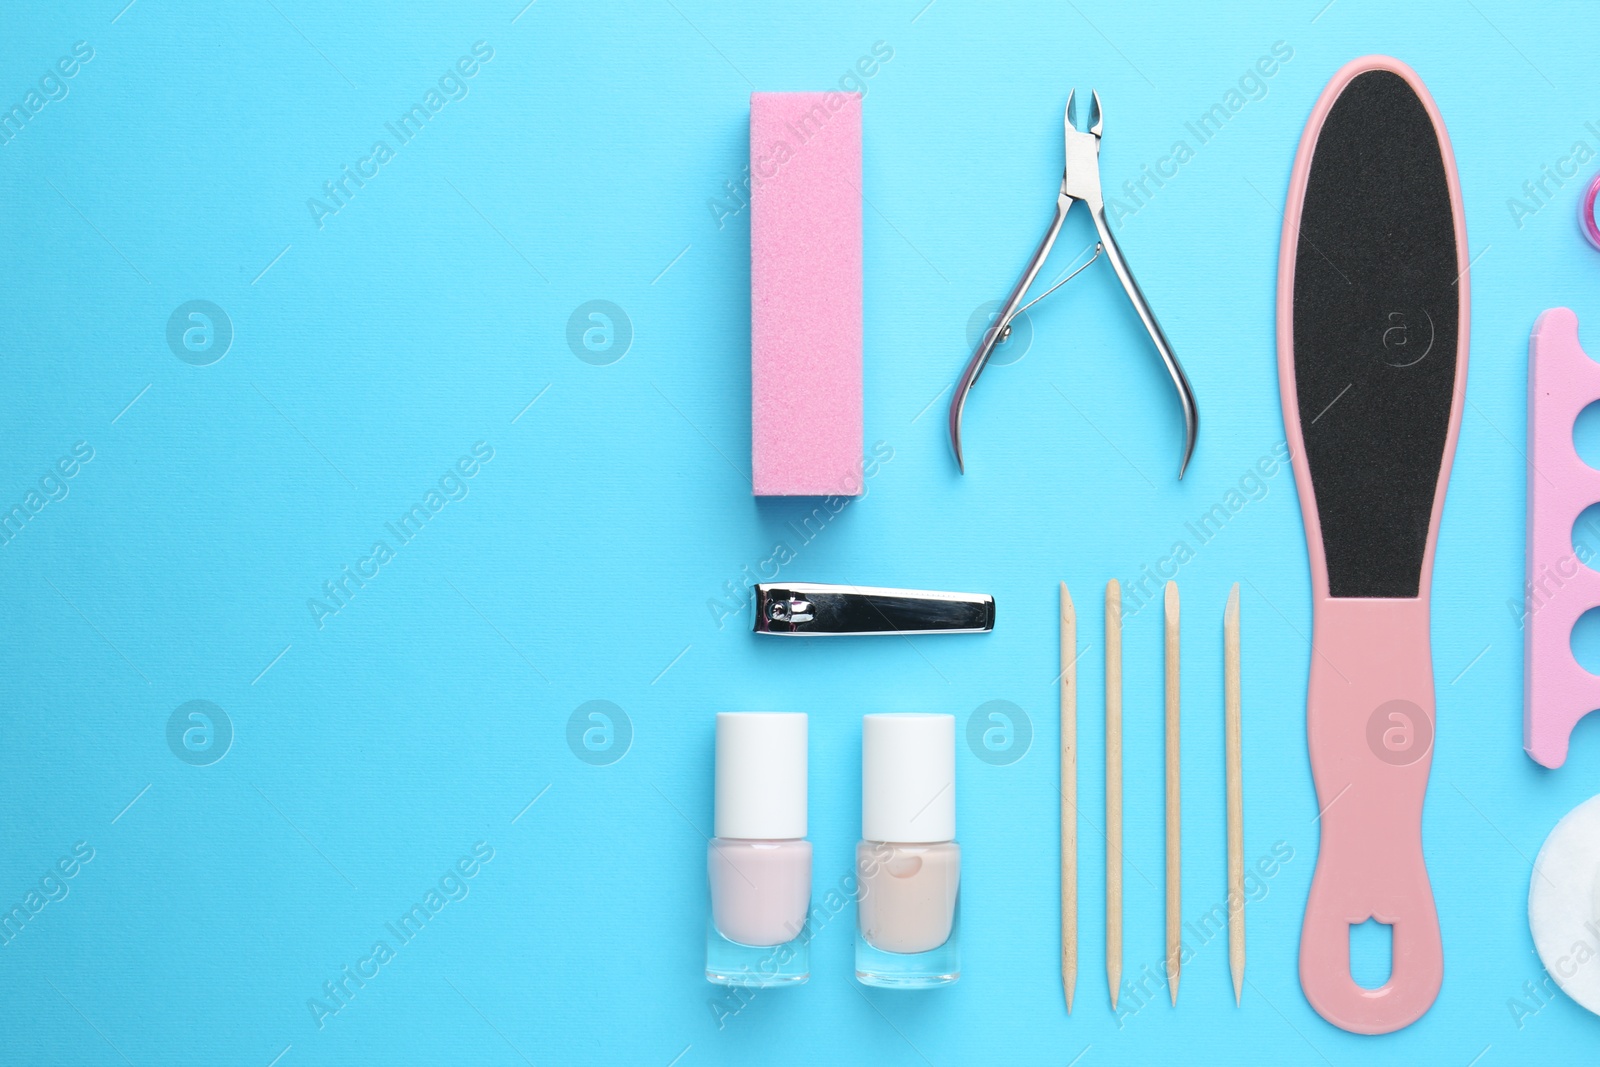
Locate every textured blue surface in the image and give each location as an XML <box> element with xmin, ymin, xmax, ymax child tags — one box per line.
<box><xmin>0</xmin><ymin>0</ymin><xmax>1597</xmax><ymax>1062</ymax></box>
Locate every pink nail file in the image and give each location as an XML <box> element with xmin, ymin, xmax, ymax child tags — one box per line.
<box><xmin>749</xmin><ymin>91</ymin><xmax>863</xmax><ymax>497</ymax></box>
<box><xmin>1278</xmin><ymin>57</ymin><xmax>1468</xmax><ymax>1034</ymax></box>
<box><xmin>1525</xmin><ymin>308</ymin><xmax>1600</xmax><ymax>768</ymax></box>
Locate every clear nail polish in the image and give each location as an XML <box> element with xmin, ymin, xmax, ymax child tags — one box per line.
<box><xmin>705</xmin><ymin>712</ymin><xmax>811</xmax><ymax>986</ymax></box>
<box><xmin>856</xmin><ymin>713</ymin><xmax>961</xmax><ymax>987</ymax></box>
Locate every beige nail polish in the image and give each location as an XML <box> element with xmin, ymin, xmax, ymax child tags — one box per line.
<box><xmin>856</xmin><ymin>713</ymin><xmax>961</xmax><ymax>987</ymax></box>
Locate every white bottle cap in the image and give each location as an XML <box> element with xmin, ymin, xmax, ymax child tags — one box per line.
<box><xmin>862</xmin><ymin>713</ymin><xmax>956</xmax><ymax>843</ymax></box>
<box><xmin>714</xmin><ymin>712</ymin><xmax>808</xmax><ymax>839</ymax></box>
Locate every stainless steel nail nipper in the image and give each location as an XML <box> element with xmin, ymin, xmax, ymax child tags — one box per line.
<box><xmin>949</xmin><ymin>90</ymin><xmax>1199</xmax><ymax>478</ymax></box>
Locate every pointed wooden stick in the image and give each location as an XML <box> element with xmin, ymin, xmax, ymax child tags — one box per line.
<box><xmin>1105</xmin><ymin>579</ymin><xmax>1123</xmax><ymax>1011</ymax></box>
<box><xmin>1225</xmin><ymin>582</ymin><xmax>1245</xmax><ymax>1006</ymax></box>
<box><xmin>1060</xmin><ymin>582</ymin><xmax>1077</xmax><ymax>1014</ymax></box>
<box><xmin>1165</xmin><ymin>581</ymin><xmax>1181</xmax><ymax>1006</ymax></box>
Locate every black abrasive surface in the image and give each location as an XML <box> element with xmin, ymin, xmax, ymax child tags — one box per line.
<box><xmin>1292</xmin><ymin>69</ymin><xmax>1460</xmax><ymax>599</ymax></box>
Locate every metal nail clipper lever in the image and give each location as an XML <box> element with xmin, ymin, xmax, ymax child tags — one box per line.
<box><xmin>752</xmin><ymin>584</ymin><xmax>995</xmax><ymax>636</ymax></box>
<box><xmin>949</xmin><ymin>90</ymin><xmax>1200</xmax><ymax>478</ymax></box>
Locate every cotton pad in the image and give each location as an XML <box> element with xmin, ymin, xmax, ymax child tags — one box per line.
<box><xmin>749</xmin><ymin>91</ymin><xmax>862</xmax><ymax>497</ymax></box>
<box><xmin>1528</xmin><ymin>794</ymin><xmax>1600</xmax><ymax>1015</ymax></box>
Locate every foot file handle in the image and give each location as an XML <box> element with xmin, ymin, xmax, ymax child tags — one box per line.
<box><xmin>1300</xmin><ymin>597</ymin><xmax>1442</xmax><ymax>1034</ymax></box>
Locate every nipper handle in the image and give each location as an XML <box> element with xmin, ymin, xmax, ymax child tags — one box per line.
<box><xmin>1089</xmin><ymin>207</ymin><xmax>1199</xmax><ymax>479</ymax></box>
<box><xmin>948</xmin><ymin>195</ymin><xmax>1071</xmax><ymax>472</ymax></box>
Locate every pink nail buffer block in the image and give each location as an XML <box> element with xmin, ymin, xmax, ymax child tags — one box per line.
<box><xmin>750</xmin><ymin>92</ymin><xmax>863</xmax><ymax>497</ymax></box>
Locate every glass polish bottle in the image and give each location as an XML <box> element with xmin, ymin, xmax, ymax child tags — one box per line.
<box><xmin>705</xmin><ymin>712</ymin><xmax>811</xmax><ymax>986</ymax></box>
<box><xmin>856</xmin><ymin>713</ymin><xmax>961</xmax><ymax>987</ymax></box>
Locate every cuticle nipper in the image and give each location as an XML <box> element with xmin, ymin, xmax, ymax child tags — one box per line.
<box><xmin>949</xmin><ymin>89</ymin><xmax>1200</xmax><ymax>479</ymax></box>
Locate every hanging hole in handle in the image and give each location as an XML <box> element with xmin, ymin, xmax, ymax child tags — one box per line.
<box><xmin>1349</xmin><ymin>918</ymin><xmax>1394</xmax><ymax>990</ymax></box>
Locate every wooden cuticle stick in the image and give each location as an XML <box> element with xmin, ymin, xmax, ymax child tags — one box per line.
<box><xmin>1105</xmin><ymin>579</ymin><xmax>1123</xmax><ymax>1011</ymax></box>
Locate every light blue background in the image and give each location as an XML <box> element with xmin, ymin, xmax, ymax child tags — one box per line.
<box><xmin>0</xmin><ymin>0</ymin><xmax>1595</xmax><ymax>1063</ymax></box>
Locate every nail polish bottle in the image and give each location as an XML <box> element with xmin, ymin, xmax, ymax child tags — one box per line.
<box><xmin>705</xmin><ymin>712</ymin><xmax>812</xmax><ymax>986</ymax></box>
<box><xmin>856</xmin><ymin>713</ymin><xmax>961</xmax><ymax>987</ymax></box>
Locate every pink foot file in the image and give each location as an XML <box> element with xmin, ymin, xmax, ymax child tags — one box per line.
<box><xmin>1526</xmin><ymin>308</ymin><xmax>1600</xmax><ymax>768</ymax></box>
<box><xmin>1278</xmin><ymin>57</ymin><xmax>1468</xmax><ymax>1034</ymax></box>
<box><xmin>750</xmin><ymin>92</ymin><xmax>863</xmax><ymax>496</ymax></box>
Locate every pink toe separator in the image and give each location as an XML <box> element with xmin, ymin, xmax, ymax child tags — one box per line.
<box><xmin>1525</xmin><ymin>307</ymin><xmax>1600</xmax><ymax>768</ymax></box>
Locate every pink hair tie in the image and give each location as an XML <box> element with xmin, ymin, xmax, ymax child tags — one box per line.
<box><xmin>1582</xmin><ymin>171</ymin><xmax>1600</xmax><ymax>250</ymax></box>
